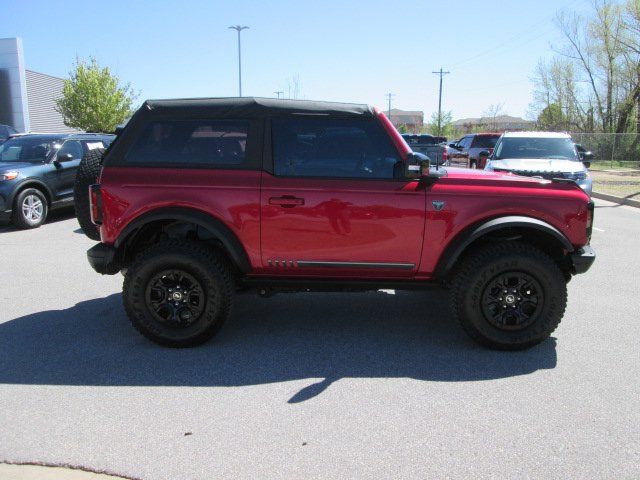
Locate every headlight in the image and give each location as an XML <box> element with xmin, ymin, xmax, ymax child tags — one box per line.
<box><xmin>567</xmin><ymin>171</ymin><xmax>589</xmax><ymax>181</ymax></box>
<box><xmin>0</xmin><ymin>171</ymin><xmax>19</xmax><ymax>181</ymax></box>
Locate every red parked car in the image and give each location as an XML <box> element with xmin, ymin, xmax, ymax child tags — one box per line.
<box><xmin>82</xmin><ymin>98</ymin><xmax>595</xmax><ymax>350</ymax></box>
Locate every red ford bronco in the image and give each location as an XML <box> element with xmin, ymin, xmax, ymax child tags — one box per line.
<box><xmin>82</xmin><ymin>98</ymin><xmax>595</xmax><ymax>350</ymax></box>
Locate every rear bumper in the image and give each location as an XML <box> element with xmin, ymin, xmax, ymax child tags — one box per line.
<box><xmin>570</xmin><ymin>245</ymin><xmax>596</xmax><ymax>275</ymax></box>
<box><xmin>87</xmin><ymin>243</ymin><xmax>120</xmax><ymax>275</ymax></box>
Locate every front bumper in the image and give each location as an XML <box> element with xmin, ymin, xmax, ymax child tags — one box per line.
<box><xmin>570</xmin><ymin>245</ymin><xmax>596</xmax><ymax>274</ymax></box>
<box><xmin>87</xmin><ymin>243</ymin><xmax>120</xmax><ymax>275</ymax></box>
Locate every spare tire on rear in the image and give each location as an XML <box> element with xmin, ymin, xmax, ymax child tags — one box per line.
<box><xmin>74</xmin><ymin>147</ymin><xmax>104</xmax><ymax>241</ymax></box>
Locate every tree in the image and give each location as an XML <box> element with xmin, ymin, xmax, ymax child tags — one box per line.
<box><xmin>537</xmin><ymin>104</ymin><xmax>567</xmax><ymax>130</ymax></box>
<box><xmin>427</xmin><ymin>110</ymin><xmax>453</xmax><ymax>137</ymax></box>
<box><xmin>56</xmin><ymin>57</ymin><xmax>136</xmax><ymax>132</ymax></box>
<box><xmin>482</xmin><ymin>103</ymin><xmax>505</xmax><ymax>130</ymax></box>
<box><xmin>531</xmin><ymin>0</ymin><xmax>640</xmax><ymax>134</ymax></box>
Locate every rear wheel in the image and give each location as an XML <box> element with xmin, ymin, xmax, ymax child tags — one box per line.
<box><xmin>469</xmin><ymin>159</ymin><xmax>477</xmax><ymax>169</ymax></box>
<box><xmin>74</xmin><ymin>148</ymin><xmax>104</xmax><ymax>241</ymax></box>
<box><xmin>11</xmin><ymin>188</ymin><xmax>48</xmax><ymax>229</ymax></box>
<box><xmin>123</xmin><ymin>239</ymin><xmax>233</xmax><ymax>347</ymax></box>
<box><xmin>450</xmin><ymin>242</ymin><xmax>567</xmax><ymax>350</ymax></box>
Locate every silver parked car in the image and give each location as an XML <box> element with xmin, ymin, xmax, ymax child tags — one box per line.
<box><xmin>484</xmin><ymin>132</ymin><xmax>593</xmax><ymax>195</ymax></box>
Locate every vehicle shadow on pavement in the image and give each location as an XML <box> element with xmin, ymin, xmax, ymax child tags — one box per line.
<box><xmin>0</xmin><ymin>208</ymin><xmax>76</xmax><ymax>233</ymax></box>
<box><xmin>0</xmin><ymin>291</ymin><xmax>557</xmax><ymax>403</ymax></box>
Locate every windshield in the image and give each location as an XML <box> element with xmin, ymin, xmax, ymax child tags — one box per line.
<box><xmin>493</xmin><ymin>137</ymin><xmax>579</xmax><ymax>161</ymax></box>
<box><xmin>0</xmin><ymin>136</ymin><xmax>60</xmax><ymax>163</ymax></box>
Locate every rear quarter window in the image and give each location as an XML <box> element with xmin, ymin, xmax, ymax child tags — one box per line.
<box><xmin>123</xmin><ymin>119</ymin><xmax>257</xmax><ymax>169</ymax></box>
<box><xmin>472</xmin><ymin>135</ymin><xmax>500</xmax><ymax>148</ymax></box>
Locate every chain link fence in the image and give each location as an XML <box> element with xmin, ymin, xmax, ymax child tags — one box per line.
<box><xmin>570</xmin><ymin>133</ymin><xmax>640</xmax><ymax>170</ymax></box>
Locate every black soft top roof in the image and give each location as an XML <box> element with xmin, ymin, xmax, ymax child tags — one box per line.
<box><xmin>140</xmin><ymin>97</ymin><xmax>375</xmax><ymax>119</ymax></box>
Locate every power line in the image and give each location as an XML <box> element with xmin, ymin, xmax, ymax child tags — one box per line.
<box><xmin>450</xmin><ymin>0</ymin><xmax>587</xmax><ymax>69</ymax></box>
<box><xmin>432</xmin><ymin>68</ymin><xmax>450</xmax><ymax>136</ymax></box>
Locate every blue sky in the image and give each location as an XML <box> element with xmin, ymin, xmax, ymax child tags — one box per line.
<box><xmin>3</xmin><ymin>0</ymin><xmax>591</xmax><ymax>120</ymax></box>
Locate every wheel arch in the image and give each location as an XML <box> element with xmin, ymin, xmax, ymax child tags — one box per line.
<box><xmin>435</xmin><ymin>215</ymin><xmax>574</xmax><ymax>280</ymax></box>
<box><xmin>115</xmin><ymin>207</ymin><xmax>252</xmax><ymax>273</ymax></box>
<box><xmin>10</xmin><ymin>179</ymin><xmax>53</xmax><ymax>207</ymax></box>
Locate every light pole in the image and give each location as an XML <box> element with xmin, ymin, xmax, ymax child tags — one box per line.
<box><xmin>228</xmin><ymin>25</ymin><xmax>249</xmax><ymax>97</ymax></box>
<box><xmin>274</xmin><ymin>91</ymin><xmax>283</xmax><ymax>99</ymax></box>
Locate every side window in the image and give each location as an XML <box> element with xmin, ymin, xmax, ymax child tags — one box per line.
<box><xmin>58</xmin><ymin>140</ymin><xmax>83</xmax><ymax>160</ymax></box>
<box><xmin>272</xmin><ymin>117</ymin><xmax>401</xmax><ymax>179</ymax></box>
<box><xmin>125</xmin><ymin>120</ymin><xmax>250</xmax><ymax>168</ymax></box>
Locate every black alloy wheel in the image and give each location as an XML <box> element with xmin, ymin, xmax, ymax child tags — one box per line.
<box><xmin>145</xmin><ymin>269</ymin><xmax>207</xmax><ymax>328</ymax></box>
<box><xmin>480</xmin><ymin>272</ymin><xmax>543</xmax><ymax>331</ymax></box>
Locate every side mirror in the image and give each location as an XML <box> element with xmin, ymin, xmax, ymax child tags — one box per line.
<box><xmin>57</xmin><ymin>153</ymin><xmax>74</xmax><ymax>163</ymax></box>
<box><xmin>404</xmin><ymin>152</ymin><xmax>430</xmax><ymax>179</ymax></box>
<box><xmin>582</xmin><ymin>151</ymin><xmax>593</xmax><ymax>168</ymax></box>
<box><xmin>479</xmin><ymin>150</ymin><xmax>490</xmax><ymax>159</ymax></box>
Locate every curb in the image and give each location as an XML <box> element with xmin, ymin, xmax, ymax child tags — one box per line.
<box><xmin>0</xmin><ymin>463</ymin><xmax>137</xmax><ymax>480</ymax></box>
<box><xmin>592</xmin><ymin>191</ymin><xmax>640</xmax><ymax>208</ymax></box>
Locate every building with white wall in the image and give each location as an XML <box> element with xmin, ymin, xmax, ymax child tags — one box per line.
<box><xmin>0</xmin><ymin>37</ymin><xmax>76</xmax><ymax>133</ymax></box>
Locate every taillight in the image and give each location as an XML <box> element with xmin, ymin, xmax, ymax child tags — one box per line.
<box><xmin>442</xmin><ymin>148</ymin><xmax>448</xmax><ymax>163</ymax></box>
<box><xmin>89</xmin><ymin>184</ymin><xmax>103</xmax><ymax>225</ymax></box>
<box><xmin>586</xmin><ymin>200</ymin><xmax>594</xmax><ymax>239</ymax></box>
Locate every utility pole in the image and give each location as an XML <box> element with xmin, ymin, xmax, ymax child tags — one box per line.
<box><xmin>432</xmin><ymin>68</ymin><xmax>450</xmax><ymax>136</ymax></box>
<box><xmin>228</xmin><ymin>25</ymin><xmax>249</xmax><ymax>96</ymax></box>
<box><xmin>273</xmin><ymin>91</ymin><xmax>283</xmax><ymax>99</ymax></box>
<box><xmin>385</xmin><ymin>93</ymin><xmax>395</xmax><ymax>121</ymax></box>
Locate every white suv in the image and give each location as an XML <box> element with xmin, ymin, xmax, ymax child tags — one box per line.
<box><xmin>484</xmin><ymin>132</ymin><xmax>593</xmax><ymax>195</ymax></box>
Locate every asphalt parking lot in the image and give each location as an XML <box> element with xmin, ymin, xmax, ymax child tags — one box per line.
<box><xmin>0</xmin><ymin>200</ymin><xmax>638</xmax><ymax>480</ymax></box>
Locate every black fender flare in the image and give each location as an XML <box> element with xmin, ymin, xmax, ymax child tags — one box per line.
<box><xmin>435</xmin><ymin>215</ymin><xmax>574</xmax><ymax>279</ymax></box>
<box><xmin>115</xmin><ymin>207</ymin><xmax>252</xmax><ymax>273</ymax></box>
<box><xmin>9</xmin><ymin>178</ymin><xmax>54</xmax><ymax>206</ymax></box>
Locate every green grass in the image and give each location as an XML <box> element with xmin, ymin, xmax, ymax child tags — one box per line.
<box><xmin>589</xmin><ymin>160</ymin><xmax>640</xmax><ymax>171</ymax></box>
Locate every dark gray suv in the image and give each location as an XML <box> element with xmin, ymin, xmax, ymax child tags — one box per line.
<box><xmin>0</xmin><ymin>133</ymin><xmax>114</xmax><ymax>228</ymax></box>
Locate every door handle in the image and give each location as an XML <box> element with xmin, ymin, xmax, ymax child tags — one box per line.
<box><xmin>269</xmin><ymin>196</ymin><xmax>305</xmax><ymax>208</ymax></box>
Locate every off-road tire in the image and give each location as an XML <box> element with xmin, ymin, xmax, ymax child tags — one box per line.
<box><xmin>11</xmin><ymin>188</ymin><xmax>48</xmax><ymax>229</ymax></box>
<box><xmin>74</xmin><ymin>147</ymin><xmax>104</xmax><ymax>241</ymax></box>
<box><xmin>123</xmin><ymin>239</ymin><xmax>233</xmax><ymax>347</ymax></box>
<box><xmin>450</xmin><ymin>242</ymin><xmax>567</xmax><ymax>350</ymax></box>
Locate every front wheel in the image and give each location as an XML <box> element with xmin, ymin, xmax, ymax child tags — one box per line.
<box><xmin>450</xmin><ymin>242</ymin><xmax>567</xmax><ymax>350</ymax></box>
<box><xmin>12</xmin><ymin>188</ymin><xmax>48</xmax><ymax>229</ymax></box>
<box><xmin>123</xmin><ymin>239</ymin><xmax>233</xmax><ymax>347</ymax></box>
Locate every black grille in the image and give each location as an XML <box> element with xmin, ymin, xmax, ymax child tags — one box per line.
<box><xmin>509</xmin><ymin>170</ymin><xmax>568</xmax><ymax>180</ymax></box>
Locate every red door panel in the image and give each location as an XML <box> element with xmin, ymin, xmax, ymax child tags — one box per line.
<box><xmin>259</xmin><ymin>174</ymin><xmax>426</xmax><ymax>278</ymax></box>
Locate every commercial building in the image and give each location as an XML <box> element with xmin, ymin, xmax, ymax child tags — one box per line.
<box><xmin>388</xmin><ymin>108</ymin><xmax>424</xmax><ymax>133</ymax></box>
<box><xmin>452</xmin><ymin>115</ymin><xmax>535</xmax><ymax>134</ymax></box>
<box><xmin>0</xmin><ymin>37</ymin><xmax>75</xmax><ymax>133</ymax></box>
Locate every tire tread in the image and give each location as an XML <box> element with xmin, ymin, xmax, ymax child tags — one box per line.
<box><xmin>450</xmin><ymin>242</ymin><xmax>567</xmax><ymax>350</ymax></box>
